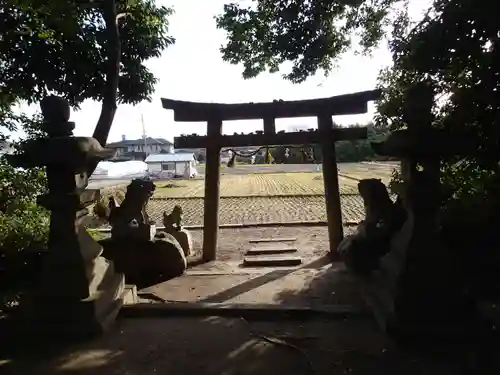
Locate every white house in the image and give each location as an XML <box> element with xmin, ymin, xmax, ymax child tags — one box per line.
<box><xmin>145</xmin><ymin>153</ymin><xmax>197</xmax><ymax>179</ymax></box>
<box><xmin>107</xmin><ymin>137</ymin><xmax>174</xmax><ymax>161</ymax></box>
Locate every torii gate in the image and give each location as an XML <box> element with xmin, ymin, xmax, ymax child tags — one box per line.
<box><xmin>161</xmin><ymin>90</ymin><xmax>381</xmax><ymax>261</ymax></box>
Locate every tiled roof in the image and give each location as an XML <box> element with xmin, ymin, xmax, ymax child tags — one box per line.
<box><xmin>107</xmin><ymin>137</ymin><xmax>172</xmax><ymax>147</ymax></box>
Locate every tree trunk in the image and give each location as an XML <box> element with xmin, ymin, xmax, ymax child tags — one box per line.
<box><xmin>88</xmin><ymin>0</ymin><xmax>121</xmax><ymax>176</ymax></box>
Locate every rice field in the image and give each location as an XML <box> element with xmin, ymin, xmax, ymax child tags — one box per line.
<box><xmin>147</xmin><ymin>162</ymin><xmax>398</xmax><ymax>226</ymax></box>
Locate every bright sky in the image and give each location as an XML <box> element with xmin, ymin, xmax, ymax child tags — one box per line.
<box><xmin>18</xmin><ymin>0</ymin><xmax>431</xmax><ymax>143</ymax></box>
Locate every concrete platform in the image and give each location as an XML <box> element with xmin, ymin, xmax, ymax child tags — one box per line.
<box><xmin>139</xmin><ymin>257</ymin><xmax>366</xmax><ymax>308</ymax></box>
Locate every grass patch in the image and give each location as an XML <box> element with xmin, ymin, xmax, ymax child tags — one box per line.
<box><xmin>160</xmin><ymin>183</ymin><xmax>186</xmax><ymax>189</ymax></box>
<box><xmin>87</xmin><ymin>228</ymin><xmax>110</xmax><ymax>241</ymax></box>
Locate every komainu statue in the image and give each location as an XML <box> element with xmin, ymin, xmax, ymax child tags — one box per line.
<box><xmin>109</xmin><ymin>178</ymin><xmax>156</xmax><ymax>240</ymax></box>
<box><xmin>162</xmin><ymin>205</ymin><xmax>183</xmax><ymax>231</ymax></box>
<box><xmin>161</xmin><ymin>205</ymin><xmax>193</xmax><ymax>257</ymax></box>
<box><xmin>101</xmin><ymin>178</ymin><xmax>187</xmax><ymax>288</ymax></box>
<box><xmin>337</xmin><ymin>178</ymin><xmax>406</xmax><ymax>275</ymax></box>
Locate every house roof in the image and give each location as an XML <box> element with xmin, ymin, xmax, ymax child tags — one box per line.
<box><xmin>107</xmin><ymin>137</ymin><xmax>173</xmax><ymax>148</ymax></box>
<box><xmin>145</xmin><ymin>153</ymin><xmax>195</xmax><ymax>163</ymax></box>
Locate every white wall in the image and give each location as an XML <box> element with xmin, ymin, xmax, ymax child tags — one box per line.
<box><xmin>147</xmin><ymin>159</ymin><xmax>196</xmax><ymax>178</ymax></box>
<box><xmin>147</xmin><ymin>162</ymin><xmax>162</xmax><ymax>173</ymax></box>
<box><xmin>176</xmin><ymin>161</ymin><xmax>197</xmax><ymax>176</ymax></box>
<box><xmin>174</xmin><ymin>162</ymin><xmax>184</xmax><ymax>176</ymax></box>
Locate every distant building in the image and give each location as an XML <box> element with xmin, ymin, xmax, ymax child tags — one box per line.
<box><xmin>220</xmin><ymin>149</ymin><xmax>232</xmax><ymax>164</ymax></box>
<box><xmin>145</xmin><ymin>153</ymin><xmax>198</xmax><ymax>179</ymax></box>
<box><xmin>174</xmin><ymin>148</ymin><xmax>206</xmax><ymax>163</ymax></box>
<box><xmin>107</xmin><ymin>137</ymin><xmax>174</xmax><ymax>161</ymax></box>
<box><xmin>287</xmin><ymin>125</ymin><xmax>310</xmax><ymax>132</ymax></box>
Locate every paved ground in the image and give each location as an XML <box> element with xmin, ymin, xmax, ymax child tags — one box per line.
<box><xmin>140</xmin><ymin>257</ymin><xmax>366</xmax><ymax>307</ymax></box>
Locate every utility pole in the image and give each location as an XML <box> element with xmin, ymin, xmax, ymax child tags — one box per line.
<box><xmin>141</xmin><ymin>113</ymin><xmax>148</xmax><ymax>156</ymax></box>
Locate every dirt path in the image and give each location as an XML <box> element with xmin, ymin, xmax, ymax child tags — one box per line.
<box><xmin>187</xmin><ymin>225</ymin><xmax>356</xmax><ymax>261</ymax></box>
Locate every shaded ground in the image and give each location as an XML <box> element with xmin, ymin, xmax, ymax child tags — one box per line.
<box><xmin>0</xmin><ymin>316</ymin><xmax>462</xmax><ymax>375</ymax></box>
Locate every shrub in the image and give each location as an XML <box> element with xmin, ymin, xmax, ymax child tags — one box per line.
<box><xmin>0</xmin><ymin>158</ymin><xmax>49</xmax><ymax>311</ymax></box>
<box><xmin>0</xmin><ymin>204</ymin><xmax>49</xmax><ymax>255</ymax></box>
<box><xmin>0</xmin><ymin>158</ymin><xmax>48</xmax><ymax>251</ymax></box>
<box><xmin>91</xmin><ymin>187</ymin><xmax>126</xmax><ymax>223</ymax></box>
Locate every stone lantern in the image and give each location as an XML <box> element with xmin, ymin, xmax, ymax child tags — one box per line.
<box><xmin>5</xmin><ymin>96</ymin><xmax>126</xmax><ymax>338</ymax></box>
<box><xmin>366</xmin><ymin>83</ymin><xmax>476</xmax><ymax>341</ymax></box>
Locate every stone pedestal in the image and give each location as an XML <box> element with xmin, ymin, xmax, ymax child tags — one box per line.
<box><xmin>101</xmin><ymin>232</ymin><xmax>186</xmax><ymax>288</ymax></box>
<box><xmin>112</xmin><ymin>223</ymin><xmax>156</xmax><ymax>242</ymax></box>
<box><xmin>22</xmin><ymin>209</ymin><xmax>126</xmax><ymax>339</ymax></box>
<box><xmin>364</xmin><ymin>211</ymin><xmax>471</xmax><ymax>343</ymax></box>
<box><xmin>164</xmin><ymin>227</ymin><xmax>193</xmax><ymax>257</ymax></box>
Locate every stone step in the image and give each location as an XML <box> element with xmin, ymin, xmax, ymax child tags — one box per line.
<box><xmin>123</xmin><ymin>284</ymin><xmax>138</xmax><ymax>305</ymax></box>
<box><xmin>121</xmin><ymin>302</ymin><xmax>371</xmax><ymax>319</ymax></box>
<box><xmin>248</xmin><ymin>237</ymin><xmax>297</xmax><ymax>243</ymax></box>
<box><xmin>245</xmin><ymin>245</ymin><xmax>298</xmax><ymax>256</ymax></box>
<box><xmin>242</xmin><ymin>255</ymin><xmax>302</xmax><ymax>267</ymax></box>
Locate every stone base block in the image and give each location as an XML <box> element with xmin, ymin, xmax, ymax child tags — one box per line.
<box><xmin>20</xmin><ymin>266</ymin><xmax>126</xmax><ymax>340</ymax></box>
<box><xmin>111</xmin><ymin>223</ymin><xmax>156</xmax><ymax>242</ymax></box>
<box><xmin>164</xmin><ymin>228</ymin><xmax>194</xmax><ymax>257</ymax></box>
<box><xmin>22</xmin><ymin>250</ymin><xmax>127</xmax><ymax>338</ymax></box>
<box><xmin>100</xmin><ymin>234</ymin><xmax>187</xmax><ymax>288</ymax></box>
<box><xmin>362</xmin><ymin>262</ymin><xmax>478</xmax><ymax>347</ymax></box>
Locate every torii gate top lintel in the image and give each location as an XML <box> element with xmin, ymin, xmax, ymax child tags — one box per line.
<box><xmin>161</xmin><ymin>89</ymin><xmax>381</xmax><ymax>122</ymax></box>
